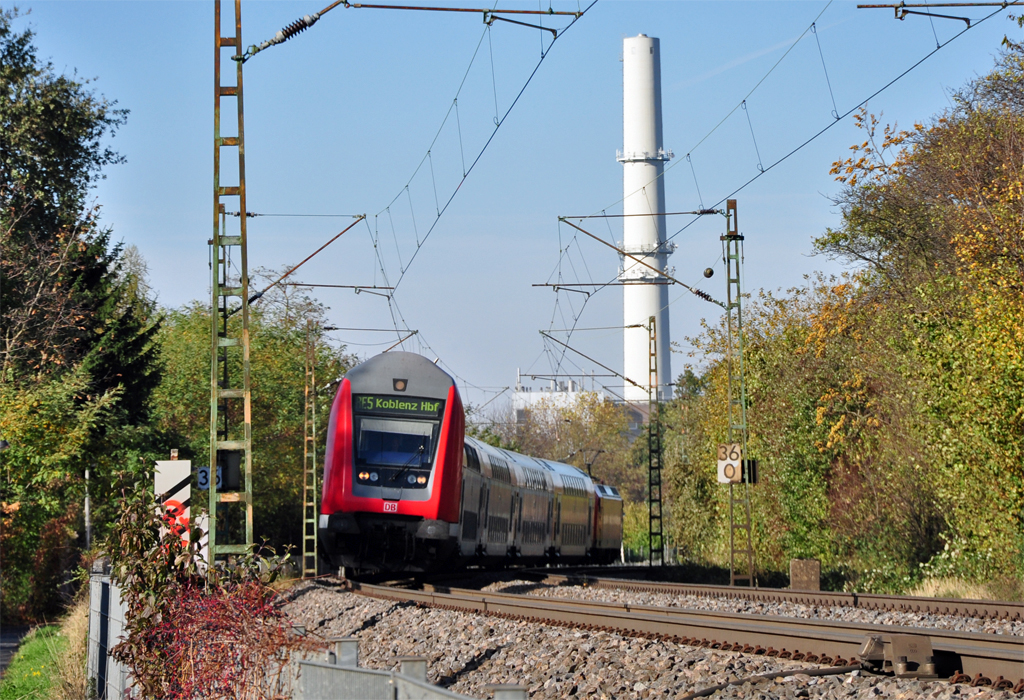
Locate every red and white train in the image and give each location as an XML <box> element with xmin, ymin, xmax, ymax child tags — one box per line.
<box><xmin>318</xmin><ymin>352</ymin><xmax>623</xmax><ymax>573</ymax></box>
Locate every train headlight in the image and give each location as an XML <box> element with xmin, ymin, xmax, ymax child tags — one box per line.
<box><xmin>416</xmin><ymin>475</ymin><xmax>427</xmax><ymax>484</ymax></box>
<box><xmin>407</xmin><ymin>474</ymin><xmax>417</xmax><ymax>485</ymax></box>
<box><xmin>358</xmin><ymin>471</ymin><xmax>370</xmax><ymax>481</ymax></box>
<box><xmin>369</xmin><ymin>472</ymin><xmax>379</xmax><ymax>482</ymax></box>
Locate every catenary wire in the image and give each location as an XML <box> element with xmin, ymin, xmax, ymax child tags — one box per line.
<box><xmin>386</xmin><ymin>1</ymin><xmax>598</xmax><ymax>295</ymax></box>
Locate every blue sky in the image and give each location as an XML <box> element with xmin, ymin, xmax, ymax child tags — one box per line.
<box><xmin>17</xmin><ymin>1</ymin><xmax>1021</xmax><ymax>407</ymax></box>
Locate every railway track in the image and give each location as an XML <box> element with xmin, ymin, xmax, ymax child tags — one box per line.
<box><xmin>521</xmin><ymin>567</ymin><xmax>1024</xmax><ymax>621</ymax></box>
<box><xmin>344</xmin><ymin>579</ymin><xmax>1024</xmax><ymax>691</ymax></box>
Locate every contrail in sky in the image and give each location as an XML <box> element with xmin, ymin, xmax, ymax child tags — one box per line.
<box><xmin>669</xmin><ymin>17</ymin><xmax>850</xmax><ymax>90</ymax></box>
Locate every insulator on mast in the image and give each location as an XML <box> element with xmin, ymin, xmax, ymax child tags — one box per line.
<box><xmin>237</xmin><ymin>13</ymin><xmax>321</xmax><ymax>62</ymax></box>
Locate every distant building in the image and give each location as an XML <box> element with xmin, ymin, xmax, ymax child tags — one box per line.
<box><xmin>510</xmin><ymin>370</ymin><xmax>648</xmax><ymax>439</ymax></box>
<box><xmin>512</xmin><ymin>370</ymin><xmax>604</xmax><ymax>424</ymax></box>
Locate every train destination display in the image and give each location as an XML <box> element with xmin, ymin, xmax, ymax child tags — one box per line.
<box><xmin>354</xmin><ymin>394</ymin><xmax>445</xmax><ymax>418</ymax></box>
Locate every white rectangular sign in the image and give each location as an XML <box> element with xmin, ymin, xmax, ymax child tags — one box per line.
<box><xmin>155</xmin><ymin>460</ymin><xmax>191</xmax><ymax>542</ymax></box>
<box><xmin>717</xmin><ymin>443</ymin><xmax>742</xmax><ymax>484</ymax></box>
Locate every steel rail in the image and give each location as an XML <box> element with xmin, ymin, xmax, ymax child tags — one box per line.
<box><xmin>345</xmin><ymin>581</ymin><xmax>1024</xmax><ymax>684</ymax></box>
<box><xmin>526</xmin><ymin>570</ymin><xmax>1024</xmax><ymax>621</ymax></box>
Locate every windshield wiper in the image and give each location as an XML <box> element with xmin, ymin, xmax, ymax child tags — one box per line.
<box><xmin>391</xmin><ymin>442</ymin><xmax>426</xmax><ymax>483</ymax></box>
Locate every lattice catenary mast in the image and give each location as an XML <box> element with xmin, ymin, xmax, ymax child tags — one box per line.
<box><xmin>209</xmin><ymin>0</ymin><xmax>253</xmax><ymax>562</ymax></box>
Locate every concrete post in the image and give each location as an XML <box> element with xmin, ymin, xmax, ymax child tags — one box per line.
<box><xmin>330</xmin><ymin>637</ymin><xmax>359</xmax><ymax>668</ymax></box>
<box><xmin>396</xmin><ymin>656</ymin><xmax>427</xmax><ymax>682</ymax></box>
<box><xmin>790</xmin><ymin>558</ymin><xmax>821</xmax><ymax>591</ymax></box>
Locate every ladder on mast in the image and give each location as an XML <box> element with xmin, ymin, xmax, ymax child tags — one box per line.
<box><xmin>209</xmin><ymin>0</ymin><xmax>253</xmax><ymax>562</ymax></box>
<box><xmin>722</xmin><ymin>199</ymin><xmax>756</xmax><ymax>587</ymax></box>
<box><xmin>302</xmin><ymin>320</ymin><xmax>319</xmax><ymax>578</ymax></box>
<box><xmin>648</xmin><ymin>315</ymin><xmax>664</xmax><ymax>567</ymax></box>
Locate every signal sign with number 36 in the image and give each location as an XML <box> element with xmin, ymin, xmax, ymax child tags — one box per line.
<box><xmin>717</xmin><ymin>443</ymin><xmax>743</xmax><ymax>484</ymax></box>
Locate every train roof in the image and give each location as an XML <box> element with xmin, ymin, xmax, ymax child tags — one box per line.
<box><xmin>465</xmin><ymin>436</ymin><xmax>589</xmax><ymax>480</ymax></box>
<box><xmin>346</xmin><ymin>351</ymin><xmax>456</xmax><ymax>397</ymax></box>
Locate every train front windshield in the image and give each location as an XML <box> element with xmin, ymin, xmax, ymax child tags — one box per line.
<box><xmin>357</xmin><ymin>418</ymin><xmax>434</xmax><ymax>468</ymax></box>
<box><xmin>351</xmin><ymin>393</ymin><xmax>445</xmax><ymax>490</ymax></box>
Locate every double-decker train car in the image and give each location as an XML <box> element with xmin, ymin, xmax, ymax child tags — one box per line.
<box><xmin>318</xmin><ymin>352</ymin><xmax>623</xmax><ymax>573</ymax></box>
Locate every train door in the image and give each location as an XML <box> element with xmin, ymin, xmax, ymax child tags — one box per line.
<box><xmin>547</xmin><ymin>498</ymin><xmax>554</xmax><ymax>549</ymax></box>
<box><xmin>461</xmin><ymin>443</ymin><xmax>483</xmax><ymax>551</ymax></box>
<box><xmin>516</xmin><ymin>496</ymin><xmax>524</xmax><ymax>538</ymax></box>
<box><xmin>459</xmin><ymin>472</ymin><xmax>480</xmax><ymax>545</ymax></box>
<box><xmin>587</xmin><ymin>500</ymin><xmax>593</xmax><ymax>544</ymax></box>
<box><xmin>508</xmin><ymin>492</ymin><xmax>518</xmax><ymax>548</ymax></box>
<box><xmin>479</xmin><ymin>483</ymin><xmax>490</xmax><ymax>548</ymax></box>
<box><xmin>554</xmin><ymin>498</ymin><xmax>561</xmax><ymax>544</ymax></box>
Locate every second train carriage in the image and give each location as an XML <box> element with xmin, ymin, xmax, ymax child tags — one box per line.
<box><xmin>318</xmin><ymin>351</ymin><xmax>623</xmax><ymax>573</ymax></box>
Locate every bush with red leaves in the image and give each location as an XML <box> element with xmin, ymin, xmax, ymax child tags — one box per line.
<box><xmin>106</xmin><ymin>483</ymin><xmax>322</xmax><ymax>699</ymax></box>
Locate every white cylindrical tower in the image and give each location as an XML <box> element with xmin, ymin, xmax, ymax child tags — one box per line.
<box><xmin>619</xmin><ymin>34</ymin><xmax>673</xmax><ymax>403</ymax></box>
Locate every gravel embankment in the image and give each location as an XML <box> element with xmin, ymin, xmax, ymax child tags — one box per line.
<box><xmin>281</xmin><ymin>581</ymin><xmax>1022</xmax><ymax>700</ymax></box>
<box><xmin>482</xmin><ymin>580</ymin><xmax>1024</xmax><ymax>636</ymax></box>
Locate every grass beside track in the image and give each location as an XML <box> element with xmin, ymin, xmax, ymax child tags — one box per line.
<box><xmin>0</xmin><ymin>626</ymin><xmax>63</xmax><ymax>700</ymax></box>
<box><xmin>0</xmin><ymin>597</ymin><xmax>89</xmax><ymax>700</ymax></box>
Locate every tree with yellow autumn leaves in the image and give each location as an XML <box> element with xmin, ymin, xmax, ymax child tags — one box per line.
<box><xmin>665</xmin><ymin>35</ymin><xmax>1023</xmax><ymax>594</ymax></box>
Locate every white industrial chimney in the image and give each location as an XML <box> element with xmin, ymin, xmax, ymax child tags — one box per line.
<box><xmin>619</xmin><ymin>34</ymin><xmax>673</xmax><ymax>403</ymax></box>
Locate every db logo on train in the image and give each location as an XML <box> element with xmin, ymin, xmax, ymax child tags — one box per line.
<box><xmin>383</xmin><ymin>501</ymin><xmax>399</xmax><ymax>513</ymax></box>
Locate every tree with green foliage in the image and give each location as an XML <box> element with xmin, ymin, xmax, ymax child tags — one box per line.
<box><xmin>150</xmin><ymin>275</ymin><xmax>356</xmax><ymax>550</ymax></box>
<box><xmin>0</xmin><ymin>9</ymin><xmax>163</xmax><ymax>621</ymax></box>
<box><xmin>482</xmin><ymin>391</ymin><xmax>645</xmax><ymax>500</ymax></box>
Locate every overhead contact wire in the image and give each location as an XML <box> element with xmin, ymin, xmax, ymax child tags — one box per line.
<box><xmin>811</xmin><ymin>22</ymin><xmax>840</xmax><ymax>118</ymax></box>
<box><xmin>686</xmin><ymin>154</ymin><xmax>704</xmax><ymax>209</ymax></box>
<box><xmin>668</xmin><ymin>2</ymin><xmax>1005</xmax><ymax>244</ymax></box>
<box><xmin>570</xmin><ymin>0</ymin><xmax>835</xmax><ymax>225</ymax></box>
<box><xmin>741</xmin><ymin>100</ymin><xmax>764</xmax><ymax>172</ymax></box>
<box><xmin>488</xmin><ymin>25</ymin><xmax>500</xmax><ymax>124</ymax></box>
<box><xmin>454</xmin><ymin>99</ymin><xmax>467</xmax><ymax>176</ymax></box>
<box><xmin>687</xmin><ymin>0</ymin><xmax>834</xmax><ymax>155</ymax></box>
<box><xmin>391</xmin><ymin>0</ymin><xmax>598</xmax><ymax>294</ymax></box>
<box><xmin>428</xmin><ymin>151</ymin><xmax>441</xmax><ymax>216</ymax></box>
<box><xmin>926</xmin><ymin>5</ymin><xmax>942</xmax><ymax>47</ymax></box>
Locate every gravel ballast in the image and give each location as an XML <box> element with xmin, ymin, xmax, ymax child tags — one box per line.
<box><xmin>481</xmin><ymin>580</ymin><xmax>1024</xmax><ymax>636</ymax></box>
<box><xmin>281</xmin><ymin>581</ymin><xmax>1021</xmax><ymax>700</ymax></box>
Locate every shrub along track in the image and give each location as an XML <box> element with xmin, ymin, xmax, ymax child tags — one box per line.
<box><xmin>521</xmin><ymin>567</ymin><xmax>1024</xmax><ymax>621</ymax></box>
<box><xmin>343</xmin><ymin>579</ymin><xmax>1024</xmax><ymax>692</ymax></box>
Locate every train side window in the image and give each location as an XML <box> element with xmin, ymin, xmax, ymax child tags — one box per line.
<box><xmin>464</xmin><ymin>445</ymin><xmax>480</xmax><ymax>472</ymax></box>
